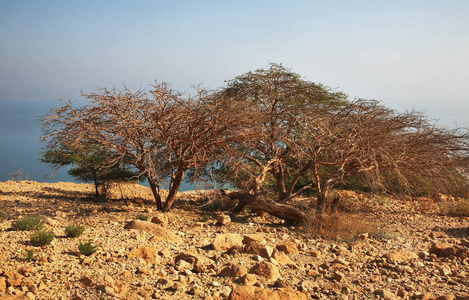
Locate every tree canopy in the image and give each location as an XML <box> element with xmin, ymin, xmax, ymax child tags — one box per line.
<box><xmin>41</xmin><ymin>64</ymin><xmax>469</xmax><ymax>219</ymax></box>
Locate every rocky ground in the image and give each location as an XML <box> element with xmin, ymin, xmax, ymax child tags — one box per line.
<box><xmin>0</xmin><ymin>180</ymin><xmax>468</xmax><ymax>300</ymax></box>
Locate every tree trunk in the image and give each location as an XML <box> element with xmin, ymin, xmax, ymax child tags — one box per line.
<box><xmin>250</xmin><ymin>198</ymin><xmax>310</xmax><ymax>223</ymax></box>
<box><xmin>148</xmin><ymin>180</ymin><xmax>163</xmax><ymax>211</ymax></box>
<box><xmin>274</xmin><ymin>166</ymin><xmax>287</xmax><ymax>201</ymax></box>
<box><xmin>222</xmin><ymin>191</ymin><xmax>310</xmax><ymax>223</ymax></box>
<box><xmin>163</xmin><ymin>169</ymin><xmax>185</xmax><ymax>211</ymax></box>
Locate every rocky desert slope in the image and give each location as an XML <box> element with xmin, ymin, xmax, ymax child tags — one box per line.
<box><xmin>0</xmin><ymin>180</ymin><xmax>468</xmax><ymax>300</ymax></box>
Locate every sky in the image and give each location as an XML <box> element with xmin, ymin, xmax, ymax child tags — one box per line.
<box><xmin>0</xmin><ymin>0</ymin><xmax>468</xmax><ymax>183</ymax></box>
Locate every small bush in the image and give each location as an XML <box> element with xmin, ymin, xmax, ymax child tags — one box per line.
<box><xmin>307</xmin><ymin>212</ymin><xmax>376</xmax><ymax>242</ymax></box>
<box><xmin>135</xmin><ymin>214</ymin><xmax>149</xmax><ymax>221</ymax></box>
<box><xmin>65</xmin><ymin>225</ymin><xmax>85</xmax><ymax>238</ymax></box>
<box><xmin>441</xmin><ymin>199</ymin><xmax>469</xmax><ymax>217</ymax></box>
<box><xmin>24</xmin><ymin>249</ymin><xmax>34</xmax><ymax>261</ymax></box>
<box><xmin>11</xmin><ymin>216</ymin><xmax>46</xmax><ymax>231</ymax></box>
<box><xmin>30</xmin><ymin>230</ymin><xmax>54</xmax><ymax>246</ymax></box>
<box><xmin>0</xmin><ymin>212</ymin><xmax>4</xmax><ymax>219</ymax></box>
<box><xmin>78</xmin><ymin>242</ymin><xmax>98</xmax><ymax>256</ymax></box>
<box><xmin>199</xmin><ymin>214</ymin><xmax>211</xmax><ymax>222</ymax></box>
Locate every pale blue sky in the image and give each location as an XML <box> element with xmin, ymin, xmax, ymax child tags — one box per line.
<box><xmin>1</xmin><ymin>0</ymin><xmax>468</xmax><ymax>125</ymax></box>
<box><xmin>1</xmin><ymin>0</ymin><xmax>468</xmax><ymax>181</ymax></box>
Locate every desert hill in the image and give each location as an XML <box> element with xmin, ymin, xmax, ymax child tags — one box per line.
<box><xmin>0</xmin><ymin>180</ymin><xmax>468</xmax><ymax>299</ymax></box>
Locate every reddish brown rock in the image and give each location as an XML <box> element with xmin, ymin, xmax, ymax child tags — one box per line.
<box><xmin>127</xmin><ymin>246</ymin><xmax>160</xmax><ymax>264</ymax></box>
<box><xmin>151</xmin><ymin>214</ymin><xmax>169</xmax><ymax>227</ymax></box>
<box><xmin>275</xmin><ymin>241</ymin><xmax>298</xmax><ymax>254</ymax></box>
<box><xmin>212</xmin><ymin>234</ymin><xmax>243</xmax><ymax>251</ymax></box>
<box><xmin>244</xmin><ymin>242</ymin><xmax>273</xmax><ymax>258</ymax></box>
<box><xmin>216</xmin><ymin>214</ymin><xmax>231</xmax><ymax>226</ymax></box>
<box><xmin>0</xmin><ymin>277</ymin><xmax>6</xmax><ymax>292</ymax></box>
<box><xmin>249</xmin><ymin>261</ymin><xmax>280</xmax><ymax>281</ymax></box>
<box><xmin>242</xmin><ymin>234</ymin><xmax>267</xmax><ymax>245</ymax></box>
<box><xmin>219</xmin><ymin>263</ymin><xmax>248</xmax><ymax>277</ymax></box>
<box><xmin>271</xmin><ymin>250</ymin><xmax>293</xmax><ymax>266</ymax></box>
<box><xmin>435</xmin><ymin>295</ymin><xmax>457</xmax><ymax>300</ymax></box>
<box><xmin>385</xmin><ymin>250</ymin><xmax>418</xmax><ymax>263</ymax></box>
<box><xmin>237</xmin><ymin>274</ymin><xmax>257</xmax><ymax>286</ymax></box>
<box><xmin>228</xmin><ymin>285</ymin><xmax>307</xmax><ymax>300</ymax></box>
<box><xmin>2</xmin><ymin>270</ymin><xmax>23</xmax><ymax>287</ymax></box>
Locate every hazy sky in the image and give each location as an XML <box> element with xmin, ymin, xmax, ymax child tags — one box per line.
<box><xmin>1</xmin><ymin>0</ymin><xmax>468</xmax><ymax>126</ymax></box>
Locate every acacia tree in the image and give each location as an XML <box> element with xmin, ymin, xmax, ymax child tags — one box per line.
<box><xmin>216</xmin><ymin>63</ymin><xmax>346</xmax><ymax>201</ymax></box>
<box><xmin>41</xmin><ymin>82</ymin><xmax>248</xmax><ymax>211</ymax></box>
<box><xmin>294</xmin><ymin>99</ymin><xmax>469</xmax><ymax>212</ymax></box>
<box><xmin>41</xmin><ymin>144</ymin><xmax>139</xmax><ymax>197</ymax></box>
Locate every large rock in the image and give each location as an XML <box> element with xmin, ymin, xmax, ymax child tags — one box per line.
<box><xmin>212</xmin><ymin>234</ymin><xmax>243</xmax><ymax>251</ymax></box>
<box><xmin>275</xmin><ymin>241</ymin><xmax>298</xmax><ymax>254</ymax></box>
<box><xmin>219</xmin><ymin>263</ymin><xmax>248</xmax><ymax>277</ymax></box>
<box><xmin>229</xmin><ymin>285</ymin><xmax>307</xmax><ymax>300</ymax></box>
<box><xmin>2</xmin><ymin>271</ymin><xmax>23</xmax><ymax>287</ymax></box>
<box><xmin>244</xmin><ymin>242</ymin><xmax>273</xmax><ymax>258</ymax></box>
<box><xmin>243</xmin><ymin>234</ymin><xmax>267</xmax><ymax>245</ymax></box>
<box><xmin>127</xmin><ymin>246</ymin><xmax>160</xmax><ymax>264</ymax></box>
<box><xmin>0</xmin><ymin>277</ymin><xmax>5</xmax><ymax>292</ymax></box>
<box><xmin>216</xmin><ymin>214</ymin><xmax>231</xmax><ymax>226</ymax></box>
<box><xmin>249</xmin><ymin>261</ymin><xmax>280</xmax><ymax>281</ymax></box>
<box><xmin>175</xmin><ymin>251</ymin><xmax>211</xmax><ymax>265</ymax></box>
<box><xmin>385</xmin><ymin>250</ymin><xmax>418</xmax><ymax>263</ymax></box>
<box><xmin>124</xmin><ymin>220</ymin><xmax>181</xmax><ymax>243</ymax></box>
<box><xmin>271</xmin><ymin>250</ymin><xmax>293</xmax><ymax>266</ymax></box>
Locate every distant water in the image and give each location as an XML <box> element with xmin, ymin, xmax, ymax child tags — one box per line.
<box><xmin>0</xmin><ymin>99</ymin><xmax>197</xmax><ymax>191</ymax></box>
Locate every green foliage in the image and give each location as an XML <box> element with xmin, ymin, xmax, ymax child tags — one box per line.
<box><xmin>24</xmin><ymin>249</ymin><xmax>34</xmax><ymax>261</ymax></box>
<box><xmin>0</xmin><ymin>212</ymin><xmax>4</xmax><ymax>219</ymax></box>
<box><xmin>11</xmin><ymin>216</ymin><xmax>46</xmax><ymax>231</ymax></box>
<box><xmin>41</xmin><ymin>144</ymin><xmax>140</xmax><ymax>198</ymax></box>
<box><xmin>135</xmin><ymin>214</ymin><xmax>149</xmax><ymax>221</ymax></box>
<box><xmin>199</xmin><ymin>214</ymin><xmax>211</xmax><ymax>222</ymax></box>
<box><xmin>78</xmin><ymin>242</ymin><xmax>98</xmax><ymax>256</ymax></box>
<box><xmin>65</xmin><ymin>225</ymin><xmax>85</xmax><ymax>238</ymax></box>
<box><xmin>30</xmin><ymin>230</ymin><xmax>54</xmax><ymax>246</ymax></box>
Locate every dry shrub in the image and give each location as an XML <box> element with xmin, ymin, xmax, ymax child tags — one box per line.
<box><xmin>439</xmin><ymin>198</ymin><xmax>469</xmax><ymax>217</ymax></box>
<box><xmin>307</xmin><ymin>211</ymin><xmax>376</xmax><ymax>242</ymax></box>
<box><xmin>411</xmin><ymin>197</ymin><xmax>439</xmax><ymax>214</ymax></box>
<box><xmin>330</xmin><ymin>191</ymin><xmax>375</xmax><ymax>213</ymax></box>
<box><xmin>199</xmin><ymin>190</ymin><xmax>238</xmax><ymax>212</ymax></box>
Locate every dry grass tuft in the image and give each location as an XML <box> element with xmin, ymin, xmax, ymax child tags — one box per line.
<box><xmin>439</xmin><ymin>198</ymin><xmax>469</xmax><ymax>217</ymax></box>
<box><xmin>307</xmin><ymin>211</ymin><xmax>377</xmax><ymax>242</ymax></box>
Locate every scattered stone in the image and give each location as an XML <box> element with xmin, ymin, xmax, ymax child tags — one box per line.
<box><xmin>244</xmin><ymin>242</ymin><xmax>273</xmax><ymax>258</ymax></box>
<box><xmin>249</xmin><ymin>261</ymin><xmax>280</xmax><ymax>281</ymax></box>
<box><xmin>374</xmin><ymin>289</ymin><xmax>398</xmax><ymax>300</ymax></box>
<box><xmin>242</xmin><ymin>234</ymin><xmax>267</xmax><ymax>245</ymax></box>
<box><xmin>237</xmin><ymin>274</ymin><xmax>257</xmax><ymax>286</ymax></box>
<box><xmin>385</xmin><ymin>250</ymin><xmax>418</xmax><ymax>263</ymax></box>
<box><xmin>212</xmin><ymin>234</ymin><xmax>243</xmax><ymax>251</ymax></box>
<box><xmin>151</xmin><ymin>214</ymin><xmax>169</xmax><ymax>227</ymax></box>
<box><xmin>2</xmin><ymin>271</ymin><xmax>23</xmax><ymax>287</ymax></box>
<box><xmin>216</xmin><ymin>214</ymin><xmax>231</xmax><ymax>226</ymax></box>
<box><xmin>219</xmin><ymin>263</ymin><xmax>248</xmax><ymax>277</ymax></box>
<box><xmin>435</xmin><ymin>295</ymin><xmax>457</xmax><ymax>300</ymax></box>
<box><xmin>271</xmin><ymin>249</ymin><xmax>293</xmax><ymax>266</ymax></box>
<box><xmin>276</xmin><ymin>241</ymin><xmax>298</xmax><ymax>254</ymax></box>
<box><xmin>127</xmin><ymin>246</ymin><xmax>160</xmax><ymax>264</ymax></box>
<box><xmin>124</xmin><ymin>220</ymin><xmax>181</xmax><ymax>243</ymax></box>
<box><xmin>228</xmin><ymin>285</ymin><xmax>307</xmax><ymax>300</ymax></box>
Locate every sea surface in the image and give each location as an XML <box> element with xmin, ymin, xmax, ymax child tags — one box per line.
<box><xmin>0</xmin><ymin>99</ymin><xmax>196</xmax><ymax>191</ymax></box>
